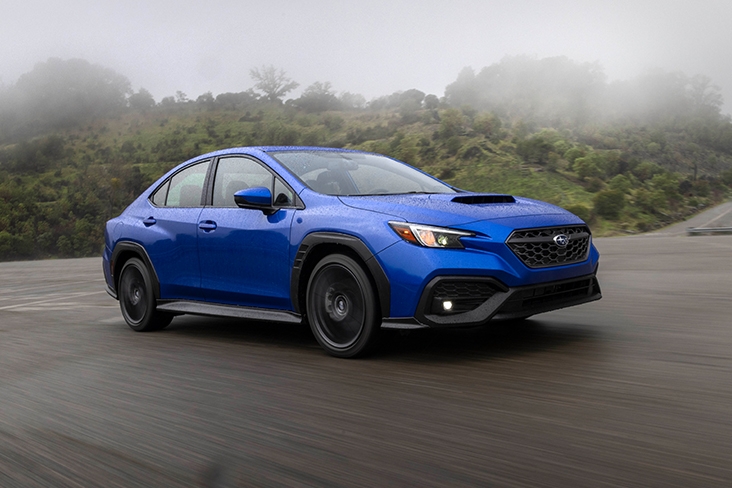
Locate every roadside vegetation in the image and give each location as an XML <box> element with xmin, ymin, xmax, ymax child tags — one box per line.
<box><xmin>1</xmin><ymin>57</ymin><xmax>731</xmax><ymax>260</ymax></box>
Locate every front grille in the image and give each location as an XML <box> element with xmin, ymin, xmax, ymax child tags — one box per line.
<box><xmin>431</xmin><ymin>280</ymin><xmax>498</xmax><ymax>314</ymax></box>
<box><xmin>507</xmin><ymin>225</ymin><xmax>591</xmax><ymax>268</ymax></box>
<box><xmin>498</xmin><ymin>277</ymin><xmax>599</xmax><ymax>314</ymax></box>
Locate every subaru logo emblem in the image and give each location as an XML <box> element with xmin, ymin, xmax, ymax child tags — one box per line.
<box><xmin>553</xmin><ymin>234</ymin><xmax>569</xmax><ymax>247</ymax></box>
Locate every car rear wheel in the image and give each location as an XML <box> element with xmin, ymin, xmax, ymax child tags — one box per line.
<box><xmin>306</xmin><ymin>255</ymin><xmax>379</xmax><ymax>358</ymax></box>
<box><xmin>118</xmin><ymin>257</ymin><xmax>173</xmax><ymax>332</ymax></box>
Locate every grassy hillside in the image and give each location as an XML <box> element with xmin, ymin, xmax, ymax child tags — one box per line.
<box><xmin>0</xmin><ymin>100</ymin><xmax>730</xmax><ymax>261</ymax></box>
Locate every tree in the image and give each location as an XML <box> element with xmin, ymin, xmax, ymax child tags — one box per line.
<box><xmin>215</xmin><ymin>91</ymin><xmax>258</xmax><ymax>110</ymax></box>
<box><xmin>437</xmin><ymin>108</ymin><xmax>466</xmax><ymax>139</ymax></box>
<box><xmin>196</xmin><ymin>91</ymin><xmax>215</xmax><ymax>109</ymax></box>
<box><xmin>339</xmin><ymin>92</ymin><xmax>366</xmax><ymax>110</ymax></box>
<box><xmin>128</xmin><ymin>88</ymin><xmax>155</xmax><ymax>111</ymax></box>
<box><xmin>594</xmin><ymin>189</ymin><xmax>625</xmax><ymax>220</ymax></box>
<box><xmin>249</xmin><ymin>65</ymin><xmax>299</xmax><ymax>102</ymax></box>
<box><xmin>424</xmin><ymin>94</ymin><xmax>439</xmax><ymax>110</ymax></box>
<box><xmin>608</xmin><ymin>174</ymin><xmax>632</xmax><ymax>194</ymax></box>
<box><xmin>516</xmin><ymin>135</ymin><xmax>553</xmax><ymax>165</ymax></box>
<box><xmin>444</xmin><ymin>67</ymin><xmax>478</xmax><ymax>107</ymax></box>
<box><xmin>4</xmin><ymin>58</ymin><xmax>131</xmax><ymax>139</ymax></box>
<box><xmin>295</xmin><ymin>81</ymin><xmax>341</xmax><ymax>112</ymax></box>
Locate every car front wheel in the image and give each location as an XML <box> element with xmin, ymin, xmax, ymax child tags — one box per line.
<box><xmin>306</xmin><ymin>254</ymin><xmax>379</xmax><ymax>358</ymax></box>
<box><xmin>118</xmin><ymin>257</ymin><xmax>173</xmax><ymax>332</ymax></box>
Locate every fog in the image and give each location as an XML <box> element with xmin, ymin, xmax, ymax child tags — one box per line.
<box><xmin>2</xmin><ymin>0</ymin><xmax>732</xmax><ymax>114</ymax></box>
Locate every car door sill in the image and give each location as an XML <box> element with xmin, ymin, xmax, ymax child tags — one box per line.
<box><xmin>156</xmin><ymin>300</ymin><xmax>302</xmax><ymax>324</ymax></box>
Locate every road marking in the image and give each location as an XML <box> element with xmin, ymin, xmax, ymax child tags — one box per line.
<box><xmin>0</xmin><ymin>291</ymin><xmax>107</xmax><ymax>311</ymax></box>
<box><xmin>0</xmin><ymin>278</ymin><xmax>105</xmax><ymax>296</ymax></box>
<box><xmin>13</xmin><ymin>305</ymin><xmax>116</xmax><ymax>311</ymax></box>
<box><xmin>0</xmin><ymin>292</ymin><xmax>99</xmax><ymax>303</ymax></box>
<box><xmin>700</xmin><ymin>204</ymin><xmax>732</xmax><ymax>228</ymax></box>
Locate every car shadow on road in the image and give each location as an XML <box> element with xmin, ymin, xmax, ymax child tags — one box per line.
<box><xmin>373</xmin><ymin>318</ymin><xmax>601</xmax><ymax>362</ymax></box>
<box><xmin>160</xmin><ymin>314</ymin><xmax>601</xmax><ymax>362</ymax></box>
<box><xmin>162</xmin><ymin>315</ymin><xmax>318</xmax><ymax>348</ymax></box>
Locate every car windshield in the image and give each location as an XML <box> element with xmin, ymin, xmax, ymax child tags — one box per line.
<box><xmin>269</xmin><ymin>151</ymin><xmax>456</xmax><ymax>196</ymax></box>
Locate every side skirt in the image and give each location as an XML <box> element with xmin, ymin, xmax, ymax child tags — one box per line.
<box><xmin>156</xmin><ymin>300</ymin><xmax>302</xmax><ymax>324</ymax></box>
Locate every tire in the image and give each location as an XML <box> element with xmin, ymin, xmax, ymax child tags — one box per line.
<box><xmin>118</xmin><ymin>257</ymin><xmax>174</xmax><ymax>332</ymax></box>
<box><xmin>306</xmin><ymin>254</ymin><xmax>380</xmax><ymax>358</ymax></box>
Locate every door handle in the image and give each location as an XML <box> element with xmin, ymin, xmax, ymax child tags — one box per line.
<box><xmin>142</xmin><ymin>217</ymin><xmax>157</xmax><ymax>227</ymax></box>
<box><xmin>198</xmin><ymin>220</ymin><xmax>217</xmax><ymax>232</ymax></box>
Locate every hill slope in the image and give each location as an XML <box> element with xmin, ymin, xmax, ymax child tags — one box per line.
<box><xmin>0</xmin><ymin>96</ymin><xmax>731</xmax><ymax>261</ymax></box>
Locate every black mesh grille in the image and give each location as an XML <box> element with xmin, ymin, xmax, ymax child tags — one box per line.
<box><xmin>498</xmin><ymin>277</ymin><xmax>598</xmax><ymax>314</ymax></box>
<box><xmin>431</xmin><ymin>280</ymin><xmax>498</xmax><ymax>314</ymax></box>
<box><xmin>507</xmin><ymin>225</ymin><xmax>591</xmax><ymax>268</ymax></box>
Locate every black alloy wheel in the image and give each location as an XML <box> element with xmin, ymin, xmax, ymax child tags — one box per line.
<box><xmin>306</xmin><ymin>254</ymin><xmax>379</xmax><ymax>358</ymax></box>
<box><xmin>118</xmin><ymin>257</ymin><xmax>173</xmax><ymax>332</ymax></box>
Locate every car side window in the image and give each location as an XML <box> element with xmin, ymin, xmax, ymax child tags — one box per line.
<box><xmin>273</xmin><ymin>178</ymin><xmax>294</xmax><ymax>207</ymax></box>
<box><xmin>213</xmin><ymin>157</ymin><xmax>274</xmax><ymax>207</ymax></box>
<box><xmin>164</xmin><ymin>160</ymin><xmax>211</xmax><ymax>207</ymax></box>
<box><xmin>150</xmin><ymin>180</ymin><xmax>169</xmax><ymax>207</ymax></box>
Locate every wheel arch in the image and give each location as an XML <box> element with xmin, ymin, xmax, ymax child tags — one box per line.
<box><xmin>110</xmin><ymin>241</ymin><xmax>161</xmax><ymax>300</ymax></box>
<box><xmin>290</xmin><ymin>232</ymin><xmax>390</xmax><ymax>318</ymax></box>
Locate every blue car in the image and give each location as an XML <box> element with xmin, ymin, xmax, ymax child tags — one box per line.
<box><xmin>103</xmin><ymin>147</ymin><xmax>601</xmax><ymax>357</ymax></box>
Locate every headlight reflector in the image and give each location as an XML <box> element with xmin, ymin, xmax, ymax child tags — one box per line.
<box><xmin>389</xmin><ymin>222</ymin><xmax>473</xmax><ymax>249</ymax></box>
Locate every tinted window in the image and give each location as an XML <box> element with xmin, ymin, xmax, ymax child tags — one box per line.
<box><xmin>273</xmin><ymin>178</ymin><xmax>294</xmax><ymax>206</ymax></box>
<box><xmin>151</xmin><ymin>180</ymin><xmax>169</xmax><ymax>207</ymax></box>
<box><xmin>165</xmin><ymin>160</ymin><xmax>210</xmax><ymax>207</ymax></box>
<box><xmin>213</xmin><ymin>157</ymin><xmax>273</xmax><ymax>207</ymax></box>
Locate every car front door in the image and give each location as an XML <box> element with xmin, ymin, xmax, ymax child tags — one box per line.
<box><xmin>197</xmin><ymin>156</ymin><xmax>296</xmax><ymax>310</ymax></box>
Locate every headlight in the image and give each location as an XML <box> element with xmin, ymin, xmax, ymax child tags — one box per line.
<box><xmin>388</xmin><ymin>221</ymin><xmax>473</xmax><ymax>249</ymax></box>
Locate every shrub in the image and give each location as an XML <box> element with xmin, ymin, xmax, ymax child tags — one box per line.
<box><xmin>564</xmin><ymin>204</ymin><xmax>592</xmax><ymax>223</ymax></box>
<box><xmin>593</xmin><ymin>189</ymin><xmax>625</xmax><ymax>220</ymax></box>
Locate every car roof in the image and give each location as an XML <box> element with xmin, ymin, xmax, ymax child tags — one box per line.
<box><xmin>192</xmin><ymin>146</ymin><xmax>368</xmax><ymax>160</ymax></box>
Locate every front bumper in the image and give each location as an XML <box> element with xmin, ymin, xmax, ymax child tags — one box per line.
<box><xmin>407</xmin><ymin>271</ymin><xmax>601</xmax><ymax>328</ymax></box>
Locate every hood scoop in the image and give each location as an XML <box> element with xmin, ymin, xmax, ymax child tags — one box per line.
<box><xmin>451</xmin><ymin>194</ymin><xmax>516</xmax><ymax>205</ymax></box>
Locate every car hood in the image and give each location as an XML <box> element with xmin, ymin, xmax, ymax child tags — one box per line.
<box><xmin>338</xmin><ymin>193</ymin><xmax>582</xmax><ymax>229</ymax></box>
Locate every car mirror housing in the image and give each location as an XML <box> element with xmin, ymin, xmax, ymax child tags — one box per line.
<box><xmin>234</xmin><ymin>187</ymin><xmax>277</xmax><ymax>215</ymax></box>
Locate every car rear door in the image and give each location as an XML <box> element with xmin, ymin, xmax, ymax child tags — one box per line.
<box><xmin>142</xmin><ymin>159</ymin><xmax>210</xmax><ymax>300</ymax></box>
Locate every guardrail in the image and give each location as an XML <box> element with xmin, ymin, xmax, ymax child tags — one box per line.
<box><xmin>686</xmin><ymin>227</ymin><xmax>732</xmax><ymax>236</ymax></box>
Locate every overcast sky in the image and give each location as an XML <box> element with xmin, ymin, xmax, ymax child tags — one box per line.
<box><xmin>2</xmin><ymin>0</ymin><xmax>732</xmax><ymax>113</ymax></box>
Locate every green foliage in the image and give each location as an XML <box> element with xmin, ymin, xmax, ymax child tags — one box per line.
<box><xmin>573</xmin><ymin>154</ymin><xmax>603</xmax><ymax>180</ymax></box>
<box><xmin>593</xmin><ymin>189</ymin><xmax>625</xmax><ymax>220</ymax></box>
<box><xmin>294</xmin><ymin>82</ymin><xmax>341</xmax><ymax>113</ymax></box>
<box><xmin>692</xmin><ymin>179</ymin><xmax>710</xmax><ymax>197</ymax></box>
<box><xmin>632</xmin><ymin>161</ymin><xmax>665</xmax><ymax>182</ymax></box>
<box><xmin>3</xmin><ymin>55</ymin><xmax>732</xmax><ymax>261</ymax></box>
<box><xmin>564</xmin><ymin>146</ymin><xmax>585</xmax><ymax>164</ymax></box>
<box><xmin>608</xmin><ymin>174</ymin><xmax>632</xmax><ymax>193</ymax></box>
<box><xmin>585</xmin><ymin>177</ymin><xmax>604</xmax><ymax>193</ymax></box>
<box><xmin>437</xmin><ymin>109</ymin><xmax>466</xmax><ymax>139</ymax></box>
<box><xmin>564</xmin><ymin>204</ymin><xmax>592</xmax><ymax>223</ymax></box>
<box><xmin>720</xmin><ymin>168</ymin><xmax>732</xmax><ymax>186</ymax></box>
<box><xmin>472</xmin><ymin>113</ymin><xmax>502</xmax><ymax>138</ymax></box>
<box><xmin>649</xmin><ymin>172</ymin><xmax>680</xmax><ymax>200</ymax></box>
<box><xmin>128</xmin><ymin>88</ymin><xmax>155</xmax><ymax>111</ymax></box>
<box><xmin>515</xmin><ymin>135</ymin><xmax>553</xmax><ymax>165</ymax></box>
<box><xmin>634</xmin><ymin>188</ymin><xmax>668</xmax><ymax>215</ymax></box>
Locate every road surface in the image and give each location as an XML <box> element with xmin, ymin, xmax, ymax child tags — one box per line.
<box><xmin>0</xmin><ymin>216</ymin><xmax>731</xmax><ymax>486</ymax></box>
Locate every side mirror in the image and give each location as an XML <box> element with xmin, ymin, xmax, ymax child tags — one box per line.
<box><xmin>234</xmin><ymin>187</ymin><xmax>277</xmax><ymax>215</ymax></box>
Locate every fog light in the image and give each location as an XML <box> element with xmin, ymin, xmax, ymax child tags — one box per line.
<box><xmin>442</xmin><ymin>300</ymin><xmax>453</xmax><ymax>311</ymax></box>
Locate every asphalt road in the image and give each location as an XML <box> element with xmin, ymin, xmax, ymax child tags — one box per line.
<box><xmin>1</xmin><ymin>217</ymin><xmax>732</xmax><ymax>486</ymax></box>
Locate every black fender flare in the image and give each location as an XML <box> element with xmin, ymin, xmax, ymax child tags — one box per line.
<box><xmin>290</xmin><ymin>232</ymin><xmax>391</xmax><ymax>318</ymax></box>
<box><xmin>109</xmin><ymin>241</ymin><xmax>161</xmax><ymax>300</ymax></box>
